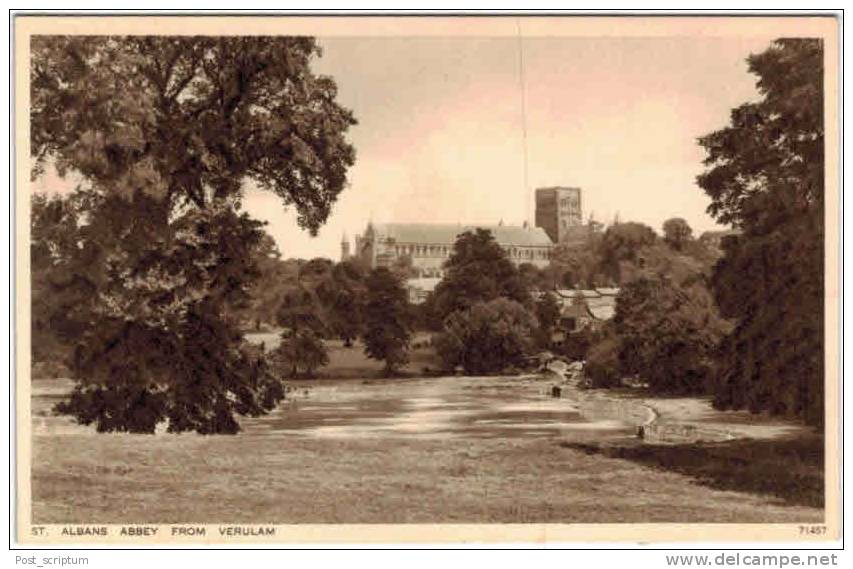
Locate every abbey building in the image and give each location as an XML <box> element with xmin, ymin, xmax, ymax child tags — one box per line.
<box><xmin>343</xmin><ymin>187</ymin><xmax>588</xmax><ymax>278</ymax></box>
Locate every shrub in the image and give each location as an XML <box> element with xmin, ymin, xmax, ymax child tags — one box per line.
<box><xmin>434</xmin><ymin>298</ymin><xmax>538</xmax><ymax>375</ymax></box>
<box><xmin>585</xmin><ymin>331</ymin><xmax>621</xmax><ymax>388</ymax></box>
<box><xmin>558</xmin><ymin>327</ymin><xmax>597</xmax><ymax>361</ymax></box>
<box><xmin>614</xmin><ymin>276</ymin><xmax>726</xmax><ymax>394</ymax></box>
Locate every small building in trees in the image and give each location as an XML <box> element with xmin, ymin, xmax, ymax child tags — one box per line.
<box><xmin>535</xmin><ymin>288</ymin><xmax>619</xmax><ymax>333</ymax></box>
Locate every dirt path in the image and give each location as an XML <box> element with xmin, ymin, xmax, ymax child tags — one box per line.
<box><xmin>544</xmin><ymin>361</ymin><xmax>816</xmax><ymax>443</ymax></box>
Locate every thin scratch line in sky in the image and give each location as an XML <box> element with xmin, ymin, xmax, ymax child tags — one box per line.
<box><xmin>516</xmin><ymin>18</ymin><xmax>530</xmax><ymax>226</ymax></box>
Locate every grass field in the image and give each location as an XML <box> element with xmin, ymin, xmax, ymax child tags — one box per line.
<box><xmin>246</xmin><ymin>333</ymin><xmax>443</xmax><ymax>379</ymax></box>
<box><xmin>32</xmin><ymin>432</ymin><xmax>824</xmax><ymax>524</ymax></box>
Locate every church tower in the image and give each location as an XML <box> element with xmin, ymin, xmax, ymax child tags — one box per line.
<box><xmin>535</xmin><ymin>186</ymin><xmax>583</xmax><ymax>243</ymax></box>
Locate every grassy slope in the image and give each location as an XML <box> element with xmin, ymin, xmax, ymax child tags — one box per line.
<box><xmin>32</xmin><ymin>432</ymin><xmax>822</xmax><ymax>524</ymax></box>
<box><xmin>248</xmin><ymin>333</ymin><xmax>443</xmax><ymax>380</ymax></box>
<box><xmin>323</xmin><ymin>335</ymin><xmax>442</xmax><ymax>379</ymax></box>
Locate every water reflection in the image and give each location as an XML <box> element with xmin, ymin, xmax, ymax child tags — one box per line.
<box><xmin>33</xmin><ymin>375</ymin><xmax>637</xmax><ymax>441</ymax></box>
<box><xmin>239</xmin><ymin>377</ymin><xmax>635</xmax><ymax>440</ymax></box>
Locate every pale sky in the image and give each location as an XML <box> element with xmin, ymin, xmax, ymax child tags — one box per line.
<box><xmin>242</xmin><ymin>36</ymin><xmax>773</xmax><ymax>259</ymax></box>
<box><xmin>34</xmin><ymin>35</ymin><xmax>776</xmax><ymax>260</ymax></box>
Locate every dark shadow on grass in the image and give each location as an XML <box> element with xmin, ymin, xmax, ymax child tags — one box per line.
<box><xmin>561</xmin><ymin>435</ymin><xmax>824</xmax><ymax>508</ymax></box>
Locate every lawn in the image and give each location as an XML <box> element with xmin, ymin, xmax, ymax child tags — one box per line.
<box><xmin>246</xmin><ymin>332</ymin><xmax>443</xmax><ymax>380</ymax></box>
<box><xmin>31</xmin><ymin>433</ymin><xmax>824</xmax><ymax>524</ymax></box>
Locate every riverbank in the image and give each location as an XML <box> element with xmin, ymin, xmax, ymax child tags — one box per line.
<box><xmin>543</xmin><ymin>364</ymin><xmax>824</xmax><ymax>508</ymax></box>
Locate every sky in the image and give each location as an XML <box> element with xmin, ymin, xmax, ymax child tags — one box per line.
<box><xmin>34</xmin><ymin>35</ymin><xmax>776</xmax><ymax>260</ymax></box>
<box><xmin>241</xmin><ymin>35</ymin><xmax>773</xmax><ymax>260</ymax></box>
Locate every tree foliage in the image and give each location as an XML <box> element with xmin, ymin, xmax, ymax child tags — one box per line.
<box><xmin>544</xmin><ymin>221</ymin><xmax>706</xmax><ymax>290</ymax></box>
<box><xmin>584</xmin><ymin>328</ymin><xmax>621</xmax><ymax>388</ymax></box>
<box><xmin>597</xmin><ymin>222</ymin><xmax>658</xmax><ymax>283</ymax></box>
<box><xmin>544</xmin><ymin>232</ymin><xmax>610</xmax><ymax>289</ymax></box>
<box><xmin>612</xmin><ymin>276</ymin><xmax>728</xmax><ymax>394</ymax></box>
<box><xmin>275</xmin><ymin>285</ymin><xmax>327</xmax><ymax>336</ymax></box>
<box><xmin>534</xmin><ymin>291</ymin><xmax>561</xmax><ymax>348</ymax></box>
<box><xmin>517</xmin><ymin>262</ymin><xmax>549</xmax><ymax>291</ymax></box>
<box><xmin>274</xmin><ymin>329</ymin><xmax>329</xmax><ymax>378</ymax></box>
<box><xmin>558</xmin><ymin>326</ymin><xmax>598</xmax><ymax>363</ymax></box>
<box><xmin>32</xmin><ymin>36</ymin><xmax>356</xmax><ymax>433</ymax></box>
<box><xmin>697</xmin><ymin>39</ymin><xmax>824</xmax><ymax>425</ymax></box>
<box><xmin>431</xmin><ymin>229</ymin><xmax>530</xmax><ymax>319</ymax></box>
<box><xmin>32</xmin><ymin>36</ymin><xmax>356</xmax><ymax>228</ymax></box>
<box><xmin>248</xmin><ymin>256</ymin><xmax>368</xmax><ymax>346</ymax></box>
<box><xmin>434</xmin><ymin>298</ymin><xmax>538</xmax><ymax>375</ymax></box>
<box><xmin>236</xmin><ymin>235</ymin><xmax>300</xmax><ymax>331</ymax></box>
<box><xmin>316</xmin><ymin>260</ymin><xmax>367</xmax><ymax>346</ymax></box>
<box><xmin>31</xmin><ymin>192</ymin><xmax>87</xmax><ymax>365</ymax></box>
<box><xmin>662</xmin><ymin>218</ymin><xmax>693</xmax><ymax>251</ymax></box>
<box><xmin>363</xmin><ymin>268</ymin><xmax>412</xmax><ymax>375</ymax></box>
<box><xmin>53</xmin><ymin>199</ymin><xmax>286</xmax><ymax>434</ymax></box>
<box><xmin>545</xmin><ymin>218</ymin><xmax>715</xmax><ymax>292</ymax></box>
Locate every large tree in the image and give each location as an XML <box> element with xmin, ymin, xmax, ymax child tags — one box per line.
<box><xmin>697</xmin><ymin>39</ymin><xmax>824</xmax><ymax>425</ymax></box>
<box><xmin>431</xmin><ymin>229</ymin><xmax>530</xmax><ymax>319</ymax></box>
<box><xmin>32</xmin><ymin>36</ymin><xmax>356</xmax><ymax>433</ymax></box>
<box><xmin>315</xmin><ymin>260</ymin><xmax>367</xmax><ymax>347</ymax></box>
<box><xmin>274</xmin><ymin>329</ymin><xmax>329</xmax><ymax>378</ymax></box>
<box><xmin>363</xmin><ymin>268</ymin><xmax>412</xmax><ymax>376</ymax></box>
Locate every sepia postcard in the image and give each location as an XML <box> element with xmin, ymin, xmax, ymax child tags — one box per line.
<box><xmin>13</xmin><ymin>14</ymin><xmax>841</xmax><ymax>545</ymax></box>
